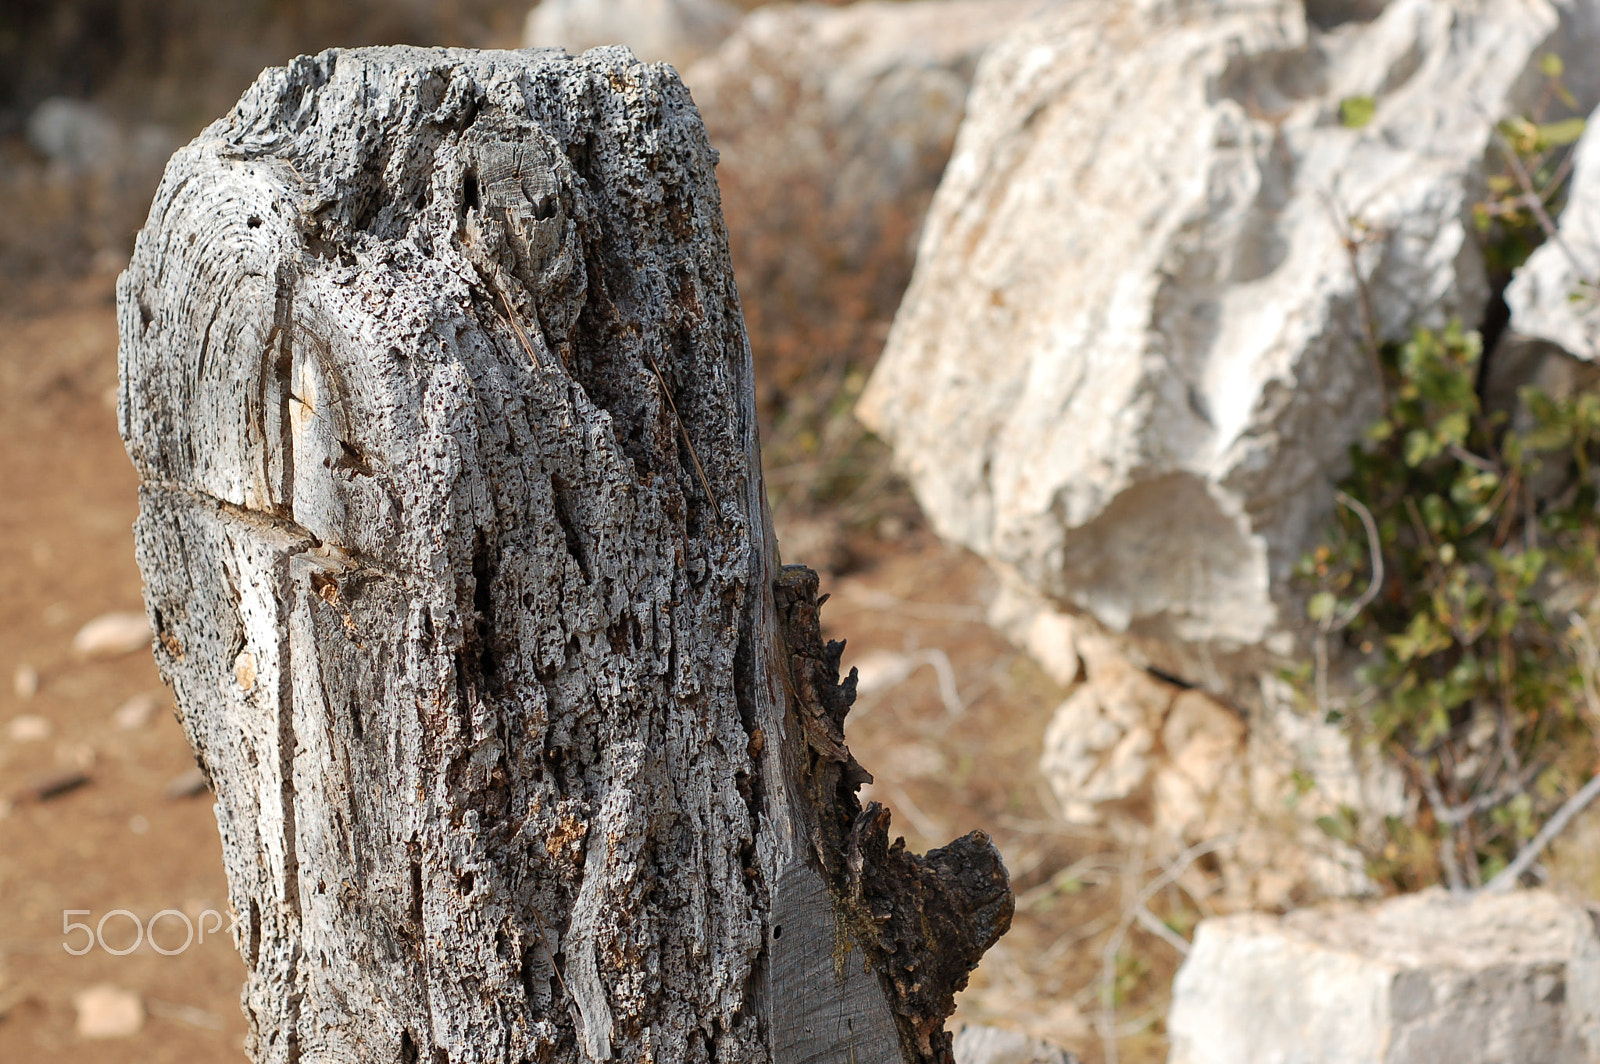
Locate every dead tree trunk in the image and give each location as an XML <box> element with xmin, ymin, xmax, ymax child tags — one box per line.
<box><xmin>118</xmin><ymin>45</ymin><xmax>1010</xmax><ymax>1064</ymax></box>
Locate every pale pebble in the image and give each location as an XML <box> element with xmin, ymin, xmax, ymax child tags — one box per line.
<box><xmin>112</xmin><ymin>693</ymin><xmax>160</xmax><ymax>730</ymax></box>
<box><xmin>71</xmin><ymin>612</ymin><xmax>152</xmax><ymax>660</ymax></box>
<box><xmin>6</xmin><ymin>715</ymin><xmax>50</xmax><ymax>742</ymax></box>
<box><xmin>73</xmin><ymin>985</ymin><xmax>144</xmax><ymax>1038</ymax></box>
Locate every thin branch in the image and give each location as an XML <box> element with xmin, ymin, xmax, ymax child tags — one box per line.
<box><xmin>497</xmin><ymin>288</ymin><xmax>556</xmax><ymax>372</ymax></box>
<box><xmin>1015</xmin><ymin>853</ymin><xmax>1120</xmax><ymax>910</ymax></box>
<box><xmin>879</xmin><ymin>779</ymin><xmax>946</xmax><ymax>845</ymax></box>
<box><xmin>1417</xmin><ymin>769</ymin><xmax>1467</xmax><ymax>893</ymax></box>
<box><xmin>1099</xmin><ymin>835</ymin><xmax>1238</xmax><ymax>1064</ymax></box>
<box><xmin>1567</xmin><ymin>612</ymin><xmax>1600</xmax><ymax>734</ymax></box>
<box><xmin>1310</xmin><ymin>491</ymin><xmax>1383</xmax><ymax>720</ymax></box>
<box><xmin>1132</xmin><ymin>903</ymin><xmax>1191</xmax><ymax>957</ymax></box>
<box><xmin>1493</xmin><ymin>129</ymin><xmax>1591</xmax><ymax>281</ymax></box>
<box><xmin>1330</xmin><ymin>490</ymin><xmax>1385</xmax><ymax>631</ymax></box>
<box><xmin>917</xmin><ymin>647</ymin><xmax>966</xmax><ymax>717</ymax></box>
<box><xmin>1447</xmin><ymin>443</ymin><xmax>1498</xmax><ymax>475</ymax></box>
<box><xmin>1433</xmin><ymin>770</ymin><xmax>1537</xmax><ymax>826</ymax></box>
<box><xmin>1541</xmin><ymin>149</ymin><xmax>1577</xmax><ymax>206</ymax></box>
<box><xmin>1322</xmin><ymin>193</ymin><xmax>1389</xmax><ymax>415</ymax></box>
<box><xmin>1485</xmin><ymin>770</ymin><xmax>1600</xmax><ymax>891</ymax></box>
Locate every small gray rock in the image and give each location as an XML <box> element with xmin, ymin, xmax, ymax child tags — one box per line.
<box><xmin>953</xmin><ymin>1024</ymin><xmax>1079</xmax><ymax>1064</ymax></box>
<box><xmin>1167</xmin><ymin>888</ymin><xmax>1600</xmax><ymax>1064</ymax></box>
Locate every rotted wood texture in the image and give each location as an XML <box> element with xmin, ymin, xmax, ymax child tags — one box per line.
<box><xmin>118</xmin><ymin>45</ymin><xmax>1010</xmax><ymax>1064</ymax></box>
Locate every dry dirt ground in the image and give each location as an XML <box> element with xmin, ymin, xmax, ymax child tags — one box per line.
<box><xmin>0</xmin><ymin>275</ymin><xmax>1189</xmax><ymax>1063</ymax></box>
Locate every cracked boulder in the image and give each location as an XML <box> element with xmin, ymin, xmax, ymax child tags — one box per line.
<box><xmin>1036</xmin><ymin>651</ymin><xmax>1399</xmax><ymax>908</ymax></box>
<box><xmin>685</xmin><ymin>0</ymin><xmax>1052</xmax><ymax>422</ymax></box>
<box><xmin>1168</xmin><ymin>888</ymin><xmax>1600</xmax><ymax>1064</ymax></box>
<box><xmin>858</xmin><ymin>0</ymin><xmax>1600</xmax><ymax>708</ymax></box>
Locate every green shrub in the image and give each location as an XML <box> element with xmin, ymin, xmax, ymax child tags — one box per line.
<box><xmin>1297</xmin><ymin>321</ymin><xmax>1600</xmax><ymax>887</ymax></box>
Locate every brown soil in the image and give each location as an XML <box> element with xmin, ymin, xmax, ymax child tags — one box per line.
<box><xmin>0</xmin><ymin>274</ymin><xmax>248</xmax><ymax>1060</ymax></box>
<box><xmin>0</xmin><ymin>278</ymin><xmax>1185</xmax><ymax>1064</ymax></box>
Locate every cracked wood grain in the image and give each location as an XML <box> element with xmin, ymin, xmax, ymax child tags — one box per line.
<box><xmin>119</xmin><ymin>44</ymin><xmax>1009</xmax><ymax>1064</ymax></box>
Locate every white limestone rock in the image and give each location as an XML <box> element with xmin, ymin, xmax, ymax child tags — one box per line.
<box><xmin>522</xmin><ymin>0</ymin><xmax>739</xmax><ymax>72</ymax></box>
<box><xmin>685</xmin><ymin>0</ymin><xmax>1051</xmax><ymax>408</ymax></box>
<box><xmin>858</xmin><ymin>0</ymin><xmax>1600</xmax><ymax>704</ymax></box>
<box><xmin>1506</xmin><ymin>99</ymin><xmax>1600</xmax><ymax>361</ymax></box>
<box><xmin>1038</xmin><ymin>650</ymin><xmax>1391</xmax><ymax>907</ymax></box>
<box><xmin>1041</xmin><ymin>660</ymin><xmax>1172</xmax><ymax>825</ymax></box>
<box><xmin>1167</xmin><ymin>888</ymin><xmax>1600</xmax><ymax>1064</ymax></box>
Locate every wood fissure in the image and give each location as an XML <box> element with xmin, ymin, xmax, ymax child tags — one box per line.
<box><xmin>120</xmin><ymin>44</ymin><xmax>1011</xmax><ymax>1064</ymax></box>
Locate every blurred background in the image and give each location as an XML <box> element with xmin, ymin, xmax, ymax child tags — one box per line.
<box><xmin>0</xmin><ymin>1</ymin><xmax>1104</xmax><ymax>1061</ymax></box>
<box><xmin>17</xmin><ymin>1</ymin><xmax>1600</xmax><ymax>1060</ymax></box>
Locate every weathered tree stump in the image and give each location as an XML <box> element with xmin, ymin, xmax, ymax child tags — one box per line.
<box><xmin>118</xmin><ymin>46</ymin><xmax>1010</xmax><ymax>1064</ymax></box>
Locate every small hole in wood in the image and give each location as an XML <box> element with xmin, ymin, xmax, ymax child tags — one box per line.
<box><xmin>463</xmin><ymin>172</ymin><xmax>480</xmax><ymax>212</ymax></box>
<box><xmin>772</xmin><ymin>924</ymin><xmax>782</xmax><ymax>940</ymax></box>
<box><xmin>247</xmin><ymin>215</ymin><xmax>262</xmax><ymax>229</ymax></box>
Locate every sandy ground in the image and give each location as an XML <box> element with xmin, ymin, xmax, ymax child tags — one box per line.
<box><xmin>0</xmin><ymin>274</ymin><xmax>1186</xmax><ymax>1063</ymax></box>
<box><xmin>0</xmin><ymin>274</ymin><xmax>249</xmax><ymax>1060</ymax></box>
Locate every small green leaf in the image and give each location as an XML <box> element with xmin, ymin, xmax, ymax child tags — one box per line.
<box><xmin>1541</xmin><ymin>52</ymin><xmax>1566</xmax><ymax>78</ymax></box>
<box><xmin>1537</xmin><ymin>117</ymin><xmax>1587</xmax><ymax>149</ymax></box>
<box><xmin>1339</xmin><ymin>95</ymin><xmax>1377</xmax><ymax>129</ymax></box>
<box><xmin>1436</xmin><ymin>409</ymin><xmax>1470</xmax><ymax>447</ymax></box>
<box><xmin>1405</xmin><ymin>428</ymin><xmax>1439</xmax><ymax>467</ymax></box>
<box><xmin>1308</xmin><ymin>592</ymin><xmax>1338</xmax><ymax>622</ymax></box>
<box><xmin>1522</xmin><ymin>421</ymin><xmax>1573</xmax><ymax>452</ymax></box>
<box><xmin>1421</xmin><ymin>494</ymin><xmax>1449</xmax><ymax>533</ymax></box>
<box><xmin>1500</xmin><ymin>115</ymin><xmax>1540</xmax><ymax>154</ymax></box>
<box><xmin>1315</xmin><ymin>814</ymin><xmax>1356</xmax><ymax>845</ymax></box>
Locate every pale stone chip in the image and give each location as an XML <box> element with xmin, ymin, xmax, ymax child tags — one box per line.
<box><xmin>73</xmin><ymin>985</ymin><xmax>144</xmax><ymax>1038</ymax></box>
<box><xmin>6</xmin><ymin>715</ymin><xmax>51</xmax><ymax>742</ymax></box>
<box><xmin>71</xmin><ymin>612</ymin><xmax>152</xmax><ymax>659</ymax></box>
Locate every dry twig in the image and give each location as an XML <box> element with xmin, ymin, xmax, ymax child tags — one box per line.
<box><xmin>1098</xmin><ymin>835</ymin><xmax>1237</xmax><ymax>1064</ymax></box>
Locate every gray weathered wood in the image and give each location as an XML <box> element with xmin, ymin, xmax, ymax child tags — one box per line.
<box><xmin>119</xmin><ymin>44</ymin><xmax>1010</xmax><ymax>1064</ymax></box>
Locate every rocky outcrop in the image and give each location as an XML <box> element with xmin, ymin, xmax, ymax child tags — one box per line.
<box><xmin>858</xmin><ymin>0</ymin><xmax>1600</xmax><ymax>706</ymax></box>
<box><xmin>1032</xmin><ymin>636</ymin><xmax>1400</xmax><ymax>908</ymax></box>
<box><xmin>685</xmin><ymin>0</ymin><xmax>1051</xmax><ymax>428</ymax></box>
<box><xmin>1167</xmin><ymin>888</ymin><xmax>1600</xmax><ymax>1063</ymax></box>
<box><xmin>952</xmin><ymin>1024</ymin><xmax>1079</xmax><ymax>1064</ymax></box>
<box><xmin>522</xmin><ymin>0</ymin><xmax>740</xmax><ymax>72</ymax></box>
